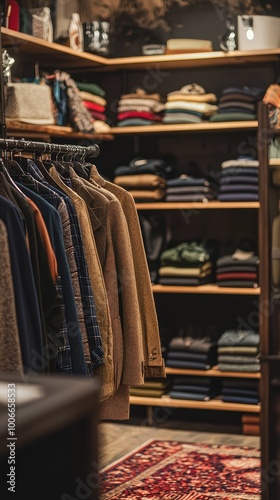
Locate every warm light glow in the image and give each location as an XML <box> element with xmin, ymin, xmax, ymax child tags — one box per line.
<box><xmin>246</xmin><ymin>28</ymin><xmax>255</xmax><ymax>41</ymax></box>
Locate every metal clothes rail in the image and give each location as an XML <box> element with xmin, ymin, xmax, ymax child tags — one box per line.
<box><xmin>0</xmin><ymin>138</ymin><xmax>100</xmax><ymax>157</ymax></box>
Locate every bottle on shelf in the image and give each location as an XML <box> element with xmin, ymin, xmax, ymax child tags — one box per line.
<box><xmin>69</xmin><ymin>13</ymin><xmax>84</xmax><ymax>52</ymax></box>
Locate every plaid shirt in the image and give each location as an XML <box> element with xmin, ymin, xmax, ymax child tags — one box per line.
<box><xmin>10</xmin><ymin>164</ymin><xmax>75</xmax><ymax>375</ymax></box>
<box><xmin>27</xmin><ymin>161</ymin><xmax>104</xmax><ymax>369</ymax></box>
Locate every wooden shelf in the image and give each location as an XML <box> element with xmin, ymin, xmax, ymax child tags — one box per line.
<box><xmin>6</xmin><ymin>121</ymin><xmax>114</xmax><ymax>141</ymax></box>
<box><xmin>108</xmin><ymin>121</ymin><xmax>258</xmax><ymax>135</ymax></box>
<box><xmin>152</xmin><ymin>284</ymin><xmax>261</xmax><ymax>295</ymax></box>
<box><xmin>1</xmin><ymin>28</ymin><xmax>105</xmax><ymax>71</ymax></box>
<box><xmin>2</xmin><ymin>29</ymin><xmax>280</xmax><ymax>72</ymax></box>
<box><xmin>136</xmin><ymin>201</ymin><xmax>260</xmax><ymax>210</ymax></box>
<box><xmin>130</xmin><ymin>395</ymin><xmax>261</xmax><ymax>413</ymax></box>
<box><xmin>165</xmin><ymin>366</ymin><xmax>261</xmax><ymax>379</ymax></box>
<box><xmin>3</xmin><ymin>103</ymin><xmax>257</xmax><ymax>145</ymax></box>
<box><xmin>269</xmin><ymin>158</ymin><xmax>280</xmax><ymax>167</ymax></box>
<box><xmin>107</xmin><ymin>49</ymin><xmax>280</xmax><ymax>72</ymax></box>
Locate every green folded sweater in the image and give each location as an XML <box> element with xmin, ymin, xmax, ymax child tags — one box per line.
<box><xmin>75</xmin><ymin>81</ymin><xmax>106</xmax><ymax>97</ymax></box>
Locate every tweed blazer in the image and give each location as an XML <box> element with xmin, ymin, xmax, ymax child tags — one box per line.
<box><xmin>70</xmin><ymin>169</ymin><xmax>145</xmax><ymax>419</ymax></box>
<box><xmin>89</xmin><ymin>166</ymin><xmax>165</xmax><ymax>379</ymax></box>
<box><xmin>0</xmin><ymin>220</ymin><xmax>23</xmax><ymax>374</ymax></box>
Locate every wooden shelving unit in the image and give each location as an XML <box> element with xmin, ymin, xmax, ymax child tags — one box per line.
<box><xmin>1</xmin><ymin>26</ymin><xmax>267</xmax><ymax>427</ymax></box>
<box><xmin>109</xmin><ymin>121</ymin><xmax>258</xmax><ymax>135</ymax></box>
<box><xmin>152</xmin><ymin>284</ymin><xmax>261</xmax><ymax>295</ymax></box>
<box><xmin>5</xmin><ymin>121</ymin><xmax>258</xmax><ymax>142</ymax></box>
<box><xmin>130</xmin><ymin>395</ymin><xmax>261</xmax><ymax>413</ymax></box>
<box><xmin>165</xmin><ymin>366</ymin><xmax>261</xmax><ymax>379</ymax></box>
<box><xmin>2</xmin><ymin>28</ymin><xmax>280</xmax><ymax>72</ymax></box>
<box><xmin>6</xmin><ymin>121</ymin><xmax>114</xmax><ymax>141</ymax></box>
<box><xmin>1</xmin><ymin>28</ymin><xmax>105</xmax><ymax>71</ymax></box>
<box><xmin>136</xmin><ymin>201</ymin><xmax>260</xmax><ymax>210</ymax></box>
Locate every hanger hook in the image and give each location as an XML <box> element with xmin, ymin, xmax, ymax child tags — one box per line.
<box><xmin>81</xmin><ymin>148</ymin><xmax>87</xmax><ymax>164</ymax></box>
<box><xmin>73</xmin><ymin>145</ymin><xmax>79</xmax><ymax>162</ymax></box>
<box><xmin>3</xmin><ymin>139</ymin><xmax>9</xmax><ymax>160</ymax></box>
<box><xmin>9</xmin><ymin>139</ymin><xmax>19</xmax><ymax>159</ymax></box>
<box><xmin>40</xmin><ymin>142</ymin><xmax>48</xmax><ymax>157</ymax></box>
<box><xmin>42</xmin><ymin>142</ymin><xmax>47</xmax><ymax>156</ymax></box>
<box><xmin>56</xmin><ymin>144</ymin><xmax>62</xmax><ymax>161</ymax></box>
<box><xmin>62</xmin><ymin>144</ymin><xmax>69</xmax><ymax>162</ymax></box>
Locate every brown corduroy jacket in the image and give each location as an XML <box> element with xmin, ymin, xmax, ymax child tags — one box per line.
<box><xmin>89</xmin><ymin>166</ymin><xmax>165</xmax><ymax>380</ymax></box>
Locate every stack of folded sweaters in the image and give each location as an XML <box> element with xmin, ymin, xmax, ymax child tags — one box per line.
<box><xmin>210</xmin><ymin>86</ymin><xmax>265</xmax><ymax>122</ymax></box>
<box><xmin>113</xmin><ymin>158</ymin><xmax>172</xmax><ymax>201</ymax></box>
<box><xmin>166</xmin><ymin>336</ymin><xmax>217</xmax><ymax>370</ymax></box>
<box><xmin>76</xmin><ymin>80</ymin><xmax>108</xmax><ymax>124</ymax></box>
<box><xmin>166</xmin><ymin>175</ymin><xmax>218</xmax><ymax>202</ymax></box>
<box><xmin>158</xmin><ymin>242</ymin><xmax>214</xmax><ymax>286</ymax></box>
<box><xmin>117</xmin><ymin>88</ymin><xmax>165</xmax><ymax>127</ymax></box>
<box><xmin>221</xmin><ymin>378</ymin><xmax>259</xmax><ymax>405</ymax></box>
<box><xmin>130</xmin><ymin>379</ymin><xmax>168</xmax><ymax>398</ymax></box>
<box><xmin>217</xmin><ymin>330</ymin><xmax>260</xmax><ymax>373</ymax></box>
<box><xmin>169</xmin><ymin>376</ymin><xmax>220</xmax><ymax>401</ymax></box>
<box><xmin>218</xmin><ymin>157</ymin><xmax>259</xmax><ymax>201</ymax></box>
<box><xmin>216</xmin><ymin>247</ymin><xmax>259</xmax><ymax>288</ymax></box>
<box><xmin>164</xmin><ymin>83</ymin><xmax>218</xmax><ymax>124</ymax></box>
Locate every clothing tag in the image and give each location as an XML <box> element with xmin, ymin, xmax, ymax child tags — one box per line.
<box><xmin>134</xmin><ymin>159</ymin><xmax>148</xmax><ymax>166</ymax></box>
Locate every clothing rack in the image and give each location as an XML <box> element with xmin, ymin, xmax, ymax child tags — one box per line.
<box><xmin>0</xmin><ymin>138</ymin><xmax>100</xmax><ymax>157</ymax></box>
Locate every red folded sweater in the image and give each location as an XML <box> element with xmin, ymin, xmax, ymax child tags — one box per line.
<box><xmin>83</xmin><ymin>100</ymin><xmax>105</xmax><ymax>113</ymax></box>
<box><xmin>117</xmin><ymin>111</ymin><xmax>163</xmax><ymax>122</ymax></box>
<box><xmin>89</xmin><ymin>110</ymin><xmax>107</xmax><ymax>122</ymax></box>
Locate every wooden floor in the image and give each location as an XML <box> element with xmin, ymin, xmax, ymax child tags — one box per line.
<box><xmin>98</xmin><ymin>423</ymin><xmax>260</xmax><ymax>470</ymax></box>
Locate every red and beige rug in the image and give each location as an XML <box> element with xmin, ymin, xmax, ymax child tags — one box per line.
<box><xmin>100</xmin><ymin>439</ymin><xmax>261</xmax><ymax>499</ymax></box>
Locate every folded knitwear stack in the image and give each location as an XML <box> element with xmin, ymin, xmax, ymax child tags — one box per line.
<box><xmin>166</xmin><ymin>336</ymin><xmax>217</xmax><ymax>370</ymax></box>
<box><xmin>169</xmin><ymin>376</ymin><xmax>221</xmax><ymax>401</ymax></box>
<box><xmin>218</xmin><ymin>157</ymin><xmax>259</xmax><ymax>201</ymax></box>
<box><xmin>217</xmin><ymin>330</ymin><xmax>260</xmax><ymax>373</ymax></box>
<box><xmin>166</xmin><ymin>175</ymin><xmax>218</xmax><ymax>202</ymax></box>
<box><xmin>216</xmin><ymin>247</ymin><xmax>259</xmax><ymax>288</ymax></box>
<box><xmin>117</xmin><ymin>88</ymin><xmax>165</xmax><ymax>127</ymax></box>
<box><xmin>242</xmin><ymin>414</ymin><xmax>260</xmax><ymax>435</ymax></box>
<box><xmin>76</xmin><ymin>80</ymin><xmax>110</xmax><ymax>131</ymax></box>
<box><xmin>263</xmin><ymin>83</ymin><xmax>280</xmax><ymax>129</ymax></box>
<box><xmin>221</xmin><ymin>378</ymin><xmax>259</xmax><ymax>405</ymax></box>
<box><xmin>130</xmin><ymin>379</ymin><xmax>168</xmax><ymax>398</ymax></box>
<box><xmin>164</xmin><ymin>83</ymin><xmax>218</xmax><ymax>124</ymax></box>
<box><xmin>113</xmin><ymin>158</ymin><xmax>173</xmax><ymax>201</ymax></box>
<box><xmin>210</xmin><ymin>86</ymin><xmax>265</xmax><ymax>122</ymax></box>
<box><xmin>158</xmin><ymin>242</ymin><xmax>214</xmax><ymax>286</ymax></box>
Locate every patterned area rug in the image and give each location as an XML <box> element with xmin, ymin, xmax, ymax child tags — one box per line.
<box><xmin>100</xmin><ymin>439</ymin><xmax>261</xmax><ymax>499</ymax></box>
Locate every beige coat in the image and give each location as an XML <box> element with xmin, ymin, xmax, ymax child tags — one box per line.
<box><xmin>70</xmin><ymin>169</ymin><xmax>145</xmax><ymax>420</ymax></box>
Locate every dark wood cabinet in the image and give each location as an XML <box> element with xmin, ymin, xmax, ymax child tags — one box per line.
<box><xmin>0</xmin><ymin>374</ymin><xmax>100</xmax><ymax>500</ymax></box>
